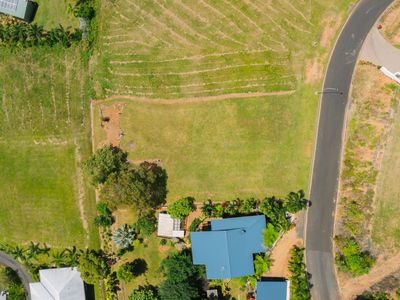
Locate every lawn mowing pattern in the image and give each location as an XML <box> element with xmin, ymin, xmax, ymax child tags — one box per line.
<box><xmin>0</xmin><ymin>45</ymin><xmax>99</xmax><ymax>248</ymax></box>
<box><xmin>95</xmin><ymin>89</ymin><xmax>317</xmax><ymax>202</ymax></box>
<box><xmin>0</xmin><ymin>142</ymin><xmax>85</xmax><ymax>248</ymax></box>
<box><xmin>95</xmin><ymin>0</ymin><xmax>331</xmax><ymax>99</ymax></box>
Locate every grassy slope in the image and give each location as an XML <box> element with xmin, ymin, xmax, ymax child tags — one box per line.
<box><xmin>0</xmin><ymin>14</ymin><xmax>98</xmax><ymax>247</ymax></box>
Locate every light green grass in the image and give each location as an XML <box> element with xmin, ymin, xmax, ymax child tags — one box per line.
<box><xmin>0</xmin><ymin>45</ymin><xmax>99</xmax><ymax>249</ymax></box>
<box><xmin>0</xmin><ymin>142</ymin><xmax>85</xmax><ymax>247</ymax></box>
<box><xmin>33</xmin><ymin>0</ymin><xmax>78</xmax><ymax>30</ymax></box>
<box><xmin>372</xmin><ymin>93</ymin><xmax>400</xmax><ymax>251</ymax></box>
<box><xmin>94</xmin><ymin>85</ymin><xmax>318</xmax><ymax>202</ymax></box>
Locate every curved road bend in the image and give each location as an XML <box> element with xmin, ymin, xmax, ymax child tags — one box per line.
<box><xmin>0</xmin><ymin>251</ymin><xmax>32</xmax><ymax>299</ymax></box>
<box><xmin>306</xmin><ymin>0</ymin><xmax>393</xmax><ymax>299</ymax></box>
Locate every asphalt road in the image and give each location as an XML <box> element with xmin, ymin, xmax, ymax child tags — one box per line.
<box><xmin>0</xmin><ymin>251</ymin><xmax>32</xmax><ymax>299</ymax></box>
<box><xmin>305</xmin><ymin>1</ymin><xmax>393</xmax><ymax>299</ymax></box>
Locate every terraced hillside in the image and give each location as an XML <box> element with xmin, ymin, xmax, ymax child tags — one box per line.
<box><xmin>92</xmin><ymin>0</ymin><xmax>353</xmax><ymax>201</ymax></box>
<box><xmin>94</xmin><ymin>0</ymin><xmax>341</xmax><ymax>99</ymax></box>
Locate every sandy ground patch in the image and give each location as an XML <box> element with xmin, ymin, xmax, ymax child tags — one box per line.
<box><xmin>381</xmin><ymin>0</ymin><xmax>400</xmax><ymax>45</ymax></box>
<box><xmin>305</xmin><ymin>58</ymin><xmax>323</xmax><ymax>84</ymax></box>
<box><xmin>98</xmin><ymin>103</ymin><xmax>124</xmax><ymax>148</ymax></box>
<box><xmin>265</xmin><ymin>228</ymin><xmax>302</xmax><ymax>278</ymax></box>
<box><xmin>320</xmin><ymin>12</ymin><xmax>343</xmax><ymax>48</ymax></box>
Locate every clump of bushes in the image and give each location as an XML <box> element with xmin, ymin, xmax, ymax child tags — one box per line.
<box><xmin>288</xmin><ymin>246</ymin><xmax>311</xmax><ymax>300</ymax></box>
<box><xmin>355</xmin><ymin>291</ymin><xmax>390</xmax><ymax>300</ymax></box>
<box><xmin>335</xmin><ymin>236</ymin><xmax>375</xmax><ymax>276</ymax></box>
<box><xmin>168</xmin><ymin>197</ymin><xmax>195</xmax><ymax>219</ymax></box>
<box><xmin>94</xmin><ymin>202</ymin><xmax>114</xmax><ymax>228</ymax></box>
<box><xmin>189</xmin><ymin>218</ymin><xmax>202</xmax><ymax>232</ymax></box>
<box><xmin>135</xmin><ymin>212</ymin><xmax>157</xmax><ymax>237</ymax></box>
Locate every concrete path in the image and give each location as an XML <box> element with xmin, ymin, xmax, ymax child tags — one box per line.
<box><xmin>0</xmin><ymin>251</ymin><xmax>32</xmax><ymax>300</ymax></box>
<box><xmin>360</xmin><ymin>26</ymin><xmax>400</xmax><ymax>72</ymax></box>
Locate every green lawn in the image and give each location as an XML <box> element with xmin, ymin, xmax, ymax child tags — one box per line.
<box><xmin>0</xmin><ymin>143</ymin><xmax>85</xmax><ymax>247</ymax></box>
<box><xmin>33</xmin><ymin>0</ymin><xmax>79</xmax><ymax>30</ymax></box>
<box><xmin>94</xmin><ymin>86</ymin><xmax>317</xmax><ymax>202</ymax></box>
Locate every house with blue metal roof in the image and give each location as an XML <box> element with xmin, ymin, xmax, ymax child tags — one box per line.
<box><xmin>255</xmin><ymin>280</ymin><xmax>290</xmax><ymax>300</ymax></box>
<box><xmin>190</xmin><ymin>215</ymin><xmax>266</xmax><ymax>279</ymax></box>
<box><xmin>0</xmin><ymin>0</ymin><xmax>36</xmax><ymax>22</ymax></box>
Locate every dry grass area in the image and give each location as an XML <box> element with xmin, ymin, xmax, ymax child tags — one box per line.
<box><xmin>336</xmin><ymin>63</ymin><xmax>400</xmax><ymax>297</ymax></box>
<box><xmin>381</xmin><ymin>0</ymin><xmax>400</xmax><ymax>47</ymax></box>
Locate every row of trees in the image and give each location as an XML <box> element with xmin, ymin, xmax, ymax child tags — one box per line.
<box><xmin>288</xmin><ymin>246</ymin><xmax>311</xmax><ymax>300</ymax></box>
<box><xmin>0</xmin><ymin>24</ymin><xmax>82</xmax><ymax>48</ymax></box>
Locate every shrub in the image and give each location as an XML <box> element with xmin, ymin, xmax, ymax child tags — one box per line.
<box><xmin>83</xmin><ymin>145</ymin><xmax>128</xmax><ymax>185</ymax></box>
<box><xmin>201</xmin><ymin>200</ymin><xmax>223</xmax><ymax>218</ymax></box>
<box><xmin>355</xmin><ymin>291</ymin><xmax>390</xmax><ymax>300</ymax></box>
<box><xmin>168</xmin><ymin>197</ymin><xmax>195</xmax><ymax>219</ymax></box>
<box><xmin>78</xmin><ymin>250</ymin><xmax>110</xmax><ymax>285</ymax></box>
<box><xmin>136</xmin><ymin>212</ymin><xmax>157</xmax><ymax>237</ymax></box>
<box><xmin>94</xmin><ymin>202</ymin><xmax>114</xmax><ymax>228</ymax></box>
<box><xmin>239</xmin><ymin>198</ymin><xmax>258</xmax><ymax>214</ymax></box>
<box><xmin>335</xmin><ymin>237</ymin><xmax>375</xmax><ymax>276</ymax></box>
<box><xmin>253</xmin><ymin>253</ymin><xmax>272</xmax><ymax>278</ymax></box>
<box><xmin>288</xmin><ymin>246</ymin><xmax>311</xmax><ymax>300</ymax></box>
<box><xmin>129</xmin><ymin>286</ymin><xmax>158</xmax><ymax>300</ymax></box>
<box><xmin>159</xmin><ymin>239</ymin><xmax>167</xmax><ymax>246</ymax></box>
<box><xmin>259</xmin><ymin>197</ymin><xmax>289</xmax><ymax>230</ymax></box>
<box><xmin>117</xmin><ymin>259</ymin><xmax>148</xmax><ymax>282</ymax></box>
<box><xmin>189</xmin><ymin>218</ymin><xmax>202</xmax><ymax>232</ymax></box>
<box><xmin>263</xmin><ymin>223</ymin><xmax>280</xmax><ymax>248</ymax></box>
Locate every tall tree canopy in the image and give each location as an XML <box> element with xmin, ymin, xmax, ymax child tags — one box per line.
<box><xmin>167</xmin><ymin>197</ymin><xmax>194</xmax><ymax>219</ymax></box>
<box><xmin>83</xmin><ymin>145</ymin><xmax>128</xmax><ymax>185</ymax></box>
<box><xmin>100</xmin><ymin>162</ymin><xmax>167</xmax><ymax>211</ymax></box>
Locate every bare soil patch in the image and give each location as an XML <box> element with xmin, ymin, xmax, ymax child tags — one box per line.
<box><xmin>265</xmin><ymin>228</ymin><xmax>302</xmax><ymax>278</ymax></box>
<box><xmin>98</xmin><ymin>103</ymin><xmax>124</xmax><ymax>148</ymax></box>
<box><xmin>305</xmin><ymin>58</ymin><xmax>323</xmax><ymax>84</ymax></box>
<box><xmin>320</xmin><ymin>12</ymin><xmax>343</xmax><ymax>48</ymax></box>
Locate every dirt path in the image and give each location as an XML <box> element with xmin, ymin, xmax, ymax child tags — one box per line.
<box><xmin>265</xmin><ymin>228</ymin><xmax>302</xmax><ymax>278</ymax></box>
<box><xmin>340</xmin><ymin>253</ymin><xmax>400</xmax><ymax>299</ymax></box>
<box><xmin>95</xmin><ymin>90</ymin><xmax>296</xmax><ymax>106</ymax></box>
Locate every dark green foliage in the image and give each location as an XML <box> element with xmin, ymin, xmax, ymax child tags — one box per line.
<box><xmin>222</xmin><ymin>200</ymin><xmax>241</xmax><ymax>217</ymax></box>
<box><xmin>168</xmin><ymin>197</ymin><xmax>194</xmax><ymax>219</ymax></box>
<box><xmin>355</xmin><ymin>291</ymin><xmax>390</xmax><ymax>300</ymax></box>
<box><xmin>263</xmin><ymin>223</ymin><xmax>280</xmax><ymax>248</ymax></box>
<box><xmin>83</xmin><ymin>145</ymin><xmax>128</xmax><ymax>185</ymax></box>
<box><xmin>117</xmin><ymin>259</ymin><xmax>148</xmax><ymax>282</ymax></box>
<box><xmin>129</xmin><ymin>286</ymin><xmax>159</xmax><ymax>300</ymax></box>
<box><xmin>285</xmin><ymin>190</ymin><xmax>308</xmax><ymax>213</ymax></box>
<box><xmin>159</xmin><ymin>253</ymin><xmax>203</xmax><ymax>300</ymax></box>
<box><xmin>288</xmin><ymin>246</ymin><xmax>311</xmax><ymax>300</ymax></box>
<box><xmin>136</xmin><ymin>212</ymin><xmax>157</xmax><ymax>237</ymax></box>
<box><xmin>189</xmin><ymin>218</ymin><xmax>202</xmax><ymax>232</ymax></box>
<box><xmin>239</xmin><ymin>198</ymin><xmax>259</xmax><ymax>214</ymax></box>
<box><xmin>77</xmin><ymin>250</ymin><xmax>110</xmax><ymax>284</ymax></box>
<box><xmin>159</xmin><ymin>239</ymin><xmax>167</xmax><ymax>246</ymax></box>
<box><xmin>100</xmin><ymin>162</ymin><xmax>167</xmax><ymax>211</ymax></box>
<box><xmin>94</xmin><ymin>202</ymin><xmax>114</xmax><ymax>228</ymax></box>
<box><xmin>259</xmin><ymin>197</ymin><xmax>289</xmax><ymax>230</ymax></box>
<box><xmin>0</xmin><ymin>23</ymin><xmax>81</xmax><ymax>48</ymax></box>
<box><xmin>201</xmin><ymin>200</ymin><xmax>223</xmax><ymax>218</ymax></box>
<box><xmin>8</xmin><ymin>282</ymin><xmax>25</xmax><ymax>300</ymax></box>
<box><xmin>71</xmin><ymin>0</ymin><xmax>96</xmax><ymax>19</ymax></box>
<box><xmin>335</xmin><ymin>237</ymin><xmax>375</xmax><ymax>276</ymax></box>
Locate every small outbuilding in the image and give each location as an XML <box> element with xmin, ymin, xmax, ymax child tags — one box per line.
<box><xmin>256</xmin><ymin>280</ymin><xmax>290</xmax><ymax>300</ymax></box>
<box><xmin>157</xmin><ymin>213</ymin><xmax>185</xmax><ymax>238</ymax></box>
<box><xmin>29</xmin><ymin>267</ymin><xmax>86</xmax><ymax>300</ymax></box>
<box><xmin>0</xmin><ymin>0</ymin><xmax>37</xmax><ymax>22</ymax></box>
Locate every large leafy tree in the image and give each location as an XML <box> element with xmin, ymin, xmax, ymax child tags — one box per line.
<box><xmin>167</xmin><ymin>197</ymin><xmax>194</xmax><ymax>220</ymax></box>
<box><xmin>136</xmin><ymin>212</ymin><xmax>157</xmax><ymax>237</ymax></box>
<box><xmin>83</xmin><ymin>145</ymin><xmax>128</xmax><ymax>185</ymax></box>
<box><xmin>77</xmin><ymin>250</ymin><xmax>110</xmax><ymax>285</ymax></box>
<box><xmin>159</xmin><ymin>253</ymin><xmax>203</xmax><ymax>300</ymax></box>
<box><xmin>100</xmin><ymin>162</ymin><xmax>167</xmax><ymax>211</ymax></box>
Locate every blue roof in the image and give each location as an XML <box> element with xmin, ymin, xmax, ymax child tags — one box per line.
<box><xmin>256</xmin><ymin>281</ymin><xmax>289</xmax><ymax>300</ymax></box>
<box><xmin>191</xmin><ymin>215</ymin><xmax>266</xmax><ymax>279</ymax></box>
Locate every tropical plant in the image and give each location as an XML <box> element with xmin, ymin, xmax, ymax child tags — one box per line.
<box><xmin>26</xmin><ymin>242</ymin><xmax>41</xmax><ymax>260</ymax></box>
<box><xmin>51</xmin><ymin>250</ymin><xmax>67</xmax><ymax>268</ymax></box>
<box><xmin>355</xmin><ymin>291</ymin><xmax>391</xmax><ymax>300</ymax></box>
<box><xmin>112</xmin><ymin>224</ymin><xmax>136</xmax><ymax>249</ymax></box>
<box><xmin>239</xmin><ymin>198</ymin><xmax>259</xmax><ymax>214</ymax></box>
<box><xmin>285</xmin><ymin>190</ymin><xmax>308</xmax><ymax>214</ymax></box>
<box><xmin>253</xmin><ymin>253</ymin><xmax>272</xmax><ymax>278</ymax></box>
<box><xmin>263</xmin><ymin>223</ymin><xmax>280</xmax><ymax>248</ymax></box>
<box><xmin>189</xmin><ymin>218</ymin><xmax>202</xmax><ymax>232</ymax></box>
<box><xmin>94</xmin><ymin>202</ymin><xmax>114</xmax><ymax>228</ymax></box>
<box><xmin>201</xmin><ymin>200</ymin><xmax>223</xmax><ymax>218</ymax></box>
<box><xmin>259</xmin><ymin>197</ymin><xmax>289</xmax><ymax>230</ymax></box>
<box><xmin>117</xmin><ymin>259</ymin><xmax>148</xmax><ymax>282</ymax></box>
<box><xmin>77</xmin><ymin>249</ymin><xmax>110</xmax><ymax>285</ymax></box>
<box><xmin>288</xmin><ymin>246</ymin><xmax>311</xmax><ymax>300</ymax></box>
<box><xmin>129</xmin><ymin>286</ymin><xmax>159</xmax><ymax>300</ymax></box>
<box><xmin>168</xmin><ymin>197</ymin><xmax>195</xmax><ymax>219</ymax></box>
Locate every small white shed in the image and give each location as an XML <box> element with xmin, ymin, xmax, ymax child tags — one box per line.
<box><xmin>157</xmin><ymin>213</ymin><xmax>185</xmax><ymax>238</ymax></box>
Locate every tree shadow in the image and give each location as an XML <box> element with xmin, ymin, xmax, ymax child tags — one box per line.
<box><xmin>132</xmin><ymin>258</ymin><xmax>148</xmax><ymax>277</ymax></box>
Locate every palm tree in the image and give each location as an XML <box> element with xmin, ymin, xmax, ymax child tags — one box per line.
<box><xmin>51</xmin><ymin>250</ymin><xmax>66</xmax><ymax>268</ymax></box>
<box><xmin>65</xmin><ymin>246</ymin><xmax>79</xmax><ymax>266</ymax></box>
<box><xmin>26</xmin><ymin>242</ymin><xmax>41</xmax><ymax>260</ymax></box>
<box><xmin>112</xmin><ymin>224</ymin><xmax>136</xmax><ymax>249</ymax></box>
<box><xmin>11</xmin><ymin>245</ymin><xmax>26</xmax><ymax>262</ymax></box>
<box><xmin>28</xmin><ymin>24</ymin><xmax>44</xmax><ymax>45</ymax></box>
<box><xmin>39</xmin><ymin>243</ymin><xmax>50</xmax><ymax>256</ymax></box>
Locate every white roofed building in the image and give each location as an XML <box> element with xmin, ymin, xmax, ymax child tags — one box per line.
<box><xmin>157</xmin><ymin>213</ymin><xmax>185</xmax><ymax>238</ymax></box>
<box><xmin>29</xmin><ymin>267</ymin><xmax>85</xmax><ymax>300</ymax></box>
